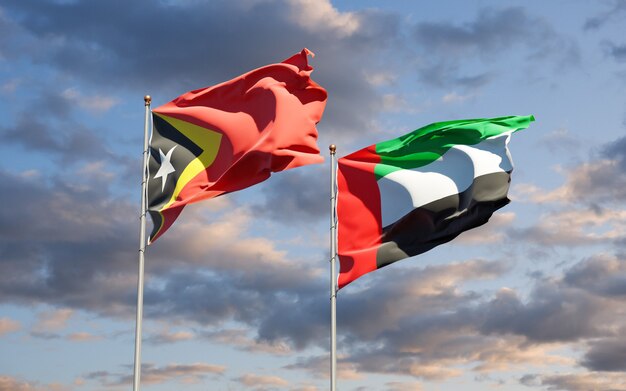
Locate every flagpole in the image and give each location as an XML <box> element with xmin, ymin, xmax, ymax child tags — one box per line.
<box><xmin>329</xmin><ymin>144</ymin><xmax>338</xmax><ymax>391</ymax></box>
<box><xmin>133</xmin><ymin>95</ymin><xmax>151</xmax><ymax>391</ymax></box>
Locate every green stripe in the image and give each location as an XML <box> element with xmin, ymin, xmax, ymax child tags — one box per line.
<box><xmin>373</xmin><ymin>115</ymin><xmax>534</xmax><ymax>179</ymax></box>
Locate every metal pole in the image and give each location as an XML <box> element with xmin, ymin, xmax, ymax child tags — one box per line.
<box><xmin>133</xmin><ymin>95</ymin><xmax>151</xmax><ymax>391</ymax></box>
<box><xmin>329</xmin><ymin>144</ymin><xmax>338</xmax><ymax>391</ymax></box>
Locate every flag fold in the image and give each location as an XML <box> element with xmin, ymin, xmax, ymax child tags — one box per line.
<box><xmin>147</xmin><ymin>49</ymin><xmax>327</xmax><ymax>243</ymax></box>
<box><xmin>336</xmin><ymin>115</ymin><xmax>534</xmax><ymax>288</ymax></box>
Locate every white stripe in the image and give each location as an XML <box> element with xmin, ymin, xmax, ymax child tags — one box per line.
<box><xmin>378</xmin><ymin>132</ymin><xmax>513</xmax><ymax>227</ymax></box>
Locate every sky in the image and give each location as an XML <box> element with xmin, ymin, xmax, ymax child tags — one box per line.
<box><xmin>1</xmin><ymin>0</ymin><xmax>626</xmax><ymax>390</ymax></box>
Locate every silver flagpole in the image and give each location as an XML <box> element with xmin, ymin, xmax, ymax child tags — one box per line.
<box><xmin>329</xmin><ymin>144</ymin><xmax>338</xmax><ymax>391</ymax></box>
<box><xmin>133</xmin><ymin>95</ymin><xmax>151</xmax><ymax>391</ymax></box>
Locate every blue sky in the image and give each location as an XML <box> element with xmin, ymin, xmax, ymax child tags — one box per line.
<box><xmin>1</xmin><ymin>0</ymin><xmax>626</xmax><ymax>390</ymax></box>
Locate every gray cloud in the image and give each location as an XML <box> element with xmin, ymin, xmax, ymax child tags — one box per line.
<box><xmin>537</xmin><ymin>128</ymin><xmax>582</xmax><ymax>155</ymax></box>
<box><xmin>603</xmin><ymin>135</ymin><xmax>626</xmax><ymax>170</ymax></box>
<box><xmin>2</xmin><ymin>114</ymin><xmax>109</xmax><ymax>164</ymax></box>
<box><xmin>584</xmin><ymin>0</ymin><xmax>626</xmax><ymax>30</ymax></box>
<box><xmin>520</xmin><ymin>372</ymin><xmax>626</xmax><ymax>391</ymax></box>
<box><xmin>0</xmin><ymin>375</ymin><xmax>44</xmax><ymax>391</ymax></box>
<box><xmin>2</xmin><ymin>0</ymin><xmax>398</xmax><ymax>139</ymax></box>
<box><xmin>255</xmin><ymin>166</ymin><xmax>328</xmax><ymax>223</ymax></box>
<box><xmin>310</xmin><ymin>255</ymin><xmax>626</xmax><ymax>380</ymax></box>
<box><xmin>0</xmin><ymin>167</ymin><xmax>330</xmax><ymax>348</ymax></box>
<box><xmin>0</xmin><ymin>168</ymin><xmax>147</xmax><ymax>317</ymax></box>
<box><xmin>479</xmin><ymin>282</ymin><xmax>605</xmax><ymax>342</ymax></box>
<box><xmin>411</xmin><ymin>7</ymin><xmax>580</xmax><ymax>88</ymax></box>
<box><xmin>564</xmin><ymin>254</ymin><xmax>626</xmax><ymax>298</ymax></box>
<box><xmin>602</xmin><ymin>40</ymin><xmax>626</xmax><ymax>62</ymax></box>
<box><xmin>414</xmin><ymin>7</ymin><xmax>532</xmax><ymax>55</ymax></box>
<box><xmin>86</xmin><ymin>362</ymin><xmax>225</xmax><ymax>387</ymax></box>
<box><xmin>4</xmin><ymin>161</ymin><xmax>626</xmax><ymax>382</ymax></box>
<box><xmin>2</xmin><ymin>2</ymin><xmax>626</xmax><ymax>385</ymax></box>
<box><xmin>582</xmin><ymin>339</ymin><xmax>626</xmax><ymax>371</ymax></box>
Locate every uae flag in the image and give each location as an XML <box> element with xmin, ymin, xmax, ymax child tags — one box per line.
<box><xmin>336</xmin><ymin>115</ymin><xmax>534</xmax><ymax>288</ymax></box>
<box><xmin>147</xmin><ymin>49</ymin><xmax>327</xmax><ymax>243</ymax></box>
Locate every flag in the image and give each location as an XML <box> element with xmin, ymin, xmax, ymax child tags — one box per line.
<box><xmin>147</xmin><ymin>49</ymin><xmax>327</xmax><ymax>243</ymax></box>
<box><xmin>336</xmin><ymin>115</ymin><xmax>534</xmax><ymax>288</ymax></box>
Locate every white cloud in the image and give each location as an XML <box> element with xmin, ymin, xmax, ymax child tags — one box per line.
<box><xmin>365</xmin><ymin>71</ymin><xmax>397</xmax><ymax>86</ymax></box>
<box><xmin>0</xmin><ymin>78</ymin><xmax>19</xmax><ymax>93</ymax></box>
<box><xmin>203</xmin><ymin>329</ymin><xmax>292</xmax><ymax>355</ymax></box>
<box><xmin>441</xmin><ymin>91</ymin><xmax>475</xmax><ymax>103</ymax></box>
<box><xmin>0</xmin><ymin>317</ymin><xmax>20</xmax><ymax>336</ymax></box>
<box><xmin>515</xmin><ymin>159</ymin><xmax>626</xmax><ymax>204</ymax></box>
<box><xmin>515</xmin><ymin>207</ymin><xmax>626</xmax><ymax>246</ymax></box>
<box><xmin>66</xmin><ymin>332</ymin><xmax>102</xmax><ymax>342</ymax></box>
<box><xmin>382</xmin><ymin>93</ymin><xmax>411</xmax><ymax>113</ymax></box>
<box><xmin>32</xmin><ymin>308</ymin><xmax>73</xmax><ymax>333</ymax></box>
<box><xmin>61</xmin><ymin>87</ymin><xmax>118</xmax><ymax>114</ymax></box>
<box><xmin>287</xmin><ymin>0</ymin><xmax>360</xmax><ymax>37</ymax></box>
<box><xmin>530</xmin><ymin>372</ymin><xmax>626</xmax><ymax>391</ymax></box>
<box><xmin>456</xmin><ymin>212</ymin><xmax>516</xmax><ymax>244</ymax></box>
<box><xmin>236</xmin><ymin>373</ymin><xmax>289</xmax><ymax>387</ymax></box>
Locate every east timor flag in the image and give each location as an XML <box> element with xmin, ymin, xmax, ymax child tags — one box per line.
<box><xmin>147</xmin><ymin>49</ymin><xmax>327</xmax><ymax>243</ymax></box>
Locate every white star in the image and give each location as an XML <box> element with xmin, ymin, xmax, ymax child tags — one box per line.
<box><xmin>154</xmin><ymin>146</ymin><xmax>177</xmax><ymax>192</ymax></box>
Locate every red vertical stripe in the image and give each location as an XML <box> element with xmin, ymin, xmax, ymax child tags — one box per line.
<box><xmin>337</xmin><ymin>146</ymin><xmax>382</xmax><ymax>289</ymax></box>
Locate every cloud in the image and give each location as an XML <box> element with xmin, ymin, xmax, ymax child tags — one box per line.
<box><xmin>66</xmin><ymin>332</ymin><xmax>102</xmax><ymax>342</ymax></box>
<box><xmin>584</xmin><ymin>0</ymin><xmax>626</xmax><ymax>30</ymax></box>
<box><xmin>509</xmin><ymin>135</ymin><xmax>626</xmax><ymax>248</ymax></box>
<box><xmin>0</xmin><ymin>317</ymin><xmax>20</xmax><ymax>336</ymax></box>
<box><xmin>2</xmin><ymin>159</ymin><xmax>626</xmax><ymax>384</ymax></box>
<box><xmin>582</xmin><ymin>339</ymin><xmax>626</xmax><ymax>371</ymax></box>
<box><xmin>2</xmin><ymin>0</ymin><xmax>398</xmax><ymax>139</ymax></box>
<box><xmin>414</xmin><ymin>8</ymin><xmax>533</xmax><ymax>55</ymax></box>
<box><xmin>518</xmin><ymin>135</ymin><xmax>626</xmax><ymax>206</ymax></box>
<box><xmin>199</xmin><ymin>329</ymin><xmax>292</xmax><ymax>355</ymax></box>
<box><xmin>385</xmin><ymin>381</ymin><xmax>424</xmax><ymax>391</ymax></box>
<box><xmin>509</xmin><ymin>207</ymin><xmax>626</xmax><ymax>246</ymax></box>
<box><xmin>536</xmin><ymin>128</ymin><xmax>581</xmax><ymax>154</ymax></box>
<box><xmin>87</xmin><ymin>362</ymin><xmax>226</xmax><ymax>387</ymax></box>
<box><xmin>603</xmin><ymin>41</ymin><xmax>626</xmax><ymax>62</ymax></box>
<box><xmin>455</xmin><ymin>212</ymin><xmax>515</xmax><ymax>244</ymax></box>
<box><xmin>32</xmin><ymin>308</ymin><xmax>73</xmax><ymax>333</ymax></box>
<box><xmin>381</xmin><ymin>93</ymin><xmax>411</xmax><ymax>113</ymax></box>
<box><xmin>285</xmin><ymin>0</ymin><xmax>359</xmax><ymax>37</ymax></box>
<box><xmin>478</xmin><ymin>284</ymin><xmax>607</xmax><ymax>342</ymax></box>
<box><xmin>564</xmin><ymin>254</ymin><xmax>626</xmax><ymax>297</ymax></box>
<box><xmin>411</xmin><ymin>7</ymin><xmax>579</xmax><ymax>87</ymax></box>
<box><xmin>3</xmin><ymin>155</ymin><xmax>626</xmax><ymax>384</ymax></box>
<box><xmin>0</xmin><ymin>376</ymin><xmax>34</xmax><ymax>391</ymax></box>
<box><xmin>0</xmin><ymin>168</ymin><xmax>142</xmax><ymax>313</ymax></box>
<box><xmin>284</xmin><ymin>355</ymin><xmax>363</xmax><ymax>380</ymax></box>
<box><xmin>0</xmin><ymin>78</ymin><xmax>20</xmax><ymax>93</ymax></box>
<box><xmin>0</xmin><ymin>376</ymin><xmax>70</xmax><ymax>391</ymax></box>
<box><xmin>146</xmin><ymin>329</ymin><xmax>195</xmax><ymax>345</ymax></box>
<box><xmin>304</xmin><ymin>255</ymin><xmax>626</xmax><ymax>381</ymax></box>
<box><xmin>441</xmin><ymin>91</ymin><xmax>476</xmax><ymax>104</ymax></box>
<box><xmin>522</xmin><ymin>372</ymin><xmax>626</xmax><ymax>391</ymax></box>
<box><xmin>235</xmin><ymin>373</ymin><xmax>289</xmax><ymax>388</ymax></box>
<box><xmin>60</xmin><ymin>88</ymin><xmax>118</xmax><ymax>114</ymax></box>
<box><xmin>254</xmin><ymin>166</ymin><xmax>328</xmax><ymax>223</ymax></box>
<box><xmin>1</xmin><ymin>111</ymin><xmax>113</xmax><ymax>164</ymax></box>
<box><xmin>292</xmin><ymin>261</ymin><xmax>574</xmax><ymax>381</ymax></box>
<box><xmin>602</xmin><ymin>135</ymin><xmax>626</xmax><ymax>170</ymax></box>
<box><xmin>0</xmin><ymin>165</ymin><xmax>330</xmax><ymax>351</ymax></box>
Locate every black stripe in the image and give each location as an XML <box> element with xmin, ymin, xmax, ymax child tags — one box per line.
<box><xmin>376</xmin><ymin>171</ymin><xmax>511</xmax><ymax>269</ymax></box>
<box><xmin>148</xmin><ymin>210</ymin><xmax>163</xmax><ymax>242</ymax></box>
<box><xmin>147</xmin><ymin>114</ymin><xmax>204</xmax><ymax>211</ymax></box>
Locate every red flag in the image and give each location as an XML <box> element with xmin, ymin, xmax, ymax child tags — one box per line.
<box><xmin>147</xmin><ymin>49</ymin><xmax>327</xmax><ymax>243</ymax></box>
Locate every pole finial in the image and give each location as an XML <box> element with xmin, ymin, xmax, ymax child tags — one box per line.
<box><xmin>329</xmin><ymin>144</ymin><xmax>336</xmax><ymax>155</ymax></box>
<box><xmin>144</xmin><ymin>95</ymin><xmax>151</xmax><ymax>105</ymax></box>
